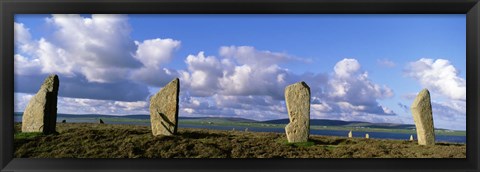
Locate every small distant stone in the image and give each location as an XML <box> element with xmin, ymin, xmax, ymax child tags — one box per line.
<box><xmin>245</xmin><ymin>128</ymin><xmax>249</xmax><ymax>132</ymax></box>
<box><xmin>365</xmin><ymin>133</ymin><xmax>369</xmax><ymax>139</ymax></box>
<box><xmin>99</xmin><ymin>119</ymin><xmax>104</xmax><ymax>124</ymax></box>
<box><xmin>232</xmin><ymin>128</ymin><xmax>236</xmax><ymax>131</ymax></box>
<box><xmin>61</xmin><ymin>120</ymin><xmax>66</xmax><ymax>123</ymax></box>
<box><xmin>150</xmin><ymin>78</ymin><xmax>180</xmax><ymax>136</ymax></box>
<box><xmin>21</xmin><ymin>74</ymin><xmax>59</xmax><ymax>134</ymax></box>
<box><xmin>411</xmin><ymin>89</ymin><xmax>435</xmax><ymax>145</ymax></box>
<box><xmin>409</xmin><ymin>135</ymin><xmax>414</xmax><ymax>141</ymax></box>
<box><xmin>284</xmin><ymin>81</ymin><xmax>310</xmax><ymax>143</ymax></box>
<box><xmin>348</xmin><ymin>130</ymin><xmax>353</xmax><ymax>138</ymax></box>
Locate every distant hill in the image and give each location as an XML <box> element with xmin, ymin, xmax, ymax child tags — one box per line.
<box><xmin>179</xmin><ymin>117</ymin><xmax>258</xmax><ymax>123</ymax></box>
<box><xmin>14</xmin><ymin>112</ymin><xmax>418</xmax><ymax>130</ymax></box>
<box><xmin>261</xmin><ymin>118</ymin><xmax>362</xmax><ymax>126</ymax></box>
<box><xmin>15</xmin><ymin>112</ymin><xmax>257</xmax><ymax>123</ymax></box>
<box><xmin>15</xmin><ymin>112</ymin><xmax>150</xmax><ymax>119</ymax></box>
<box><xmin>261</xmin><ymin>118</ymin><xmax>417</xmax><ymax>130</ymax></box>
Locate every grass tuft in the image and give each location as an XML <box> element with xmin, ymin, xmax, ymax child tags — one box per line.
<box><xmin>14</xmin><ymin>132</ymin><xmax>43</xmax><ymax>139</ymax></box>
<box><xmin>284</xmin><ymin>140</ymin><xmax>315</xmax><ymax>147</ymax></box>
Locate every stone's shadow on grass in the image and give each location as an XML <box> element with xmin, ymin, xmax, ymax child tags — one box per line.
<box><xmin>312</xmin><ymin>138</ymin><xmax>344</xmax><ymax>145</ymax></box>
<box><xmin>435</xmin><ymin>142</ymin><xmax>464</xmax><ymax>146</ymax></box>
<box><xmin>178</xmin><ymin>130</ymin><xmax>223</xmax><ymax>139</ymax></box>
<box><xmin>309</xmin><ymin>137</ymin><xmax>356</xmax><ymax>146</ymax></box>
<box><xmin>287</xmin><ymin>141</ymin><xmax>315</xmax><ymax>147</ymax></box>
<box><xmin>281</xmin><ymin>137</ymin><xmax>354</xmax><ymax>148</ymax></box>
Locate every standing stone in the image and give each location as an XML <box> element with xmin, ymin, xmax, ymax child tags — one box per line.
<box><xmin>149</xmin><ymin>78</ymin><xmax>179</xmax><ymax>136</ymax></box>
<box><xmin>409</xmin><ymin>135</ymin><xmax>414</xmax><ymax>141</ymax></box>
<box><xmin>99</xmin><ymin>119</ymin><xmax>104</xmax><ymax>124</ymax></box>
<box><xmin>21</xmin><ymin>74</ymin><xmax>59</xmax><ymax>134</ymax></box>
<box><xmin>285</xmin><ymin>81</ymin><xmax>310</xmax><ymax>143</ymax></box>
<box><xmin>348</xmin><ymin>130</ymin><xmax>353</xmax><ymax>138</ymax></box>
<box><xmin>61</xmin><ymin>120</ymin><xmax>66</xmax><ymax>123</ymax></box>
<box><xmin>365</xmin><ymin>133</ymin><xmax>369</xmax><ymax>139</ymax></box>
<box><xmin>411</xmin><ymin>89</ymin><xmax>435</xmax><ymax>145</ymax></box>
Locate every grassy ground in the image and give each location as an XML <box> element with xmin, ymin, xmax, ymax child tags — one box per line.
<box><xmin>14</xmin><ymin>123</ymin><xmax>466</xmax><ymax>158</ymax></box>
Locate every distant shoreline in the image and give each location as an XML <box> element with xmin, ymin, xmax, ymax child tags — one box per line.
<box><xmin>13</xmin><ymin>112</ymin><xmax>466</xmax><ymax>132</ymax></box>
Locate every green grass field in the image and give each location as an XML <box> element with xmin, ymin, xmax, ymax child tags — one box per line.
<box><xmin>14</xmin><ymin>123</ymin><xmax>466</xmax><ymax>158</ymax></box>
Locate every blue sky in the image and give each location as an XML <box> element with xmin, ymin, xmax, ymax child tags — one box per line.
<box><xmin>13</xmin><ymin>14</ymin><xmax>466</xmax><ymax>130</ymax></box>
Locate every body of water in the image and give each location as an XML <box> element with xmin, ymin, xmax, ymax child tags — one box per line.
<box><xmin>14</xmin><ymin>115</ymin><xmax>466</xmax><ymax>144</ymax></box>
<box><xmin>180</xmin><ymin>124</ymin><xmax>466</xmax><ymax>144</ymax></box>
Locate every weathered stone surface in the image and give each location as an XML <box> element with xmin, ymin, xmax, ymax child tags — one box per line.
<box><xmin>365</xmin><ymin>133</ymin><xmax>369</xmax><ymax>139</ymax></box>
<box><xmin>348</xmin><ymin>130</ymin><xmax>353</xmax><ymax>138</ymax></box>
<box><xmin>21</xmin><ymin>74</ymin><xmax>59</xmax><ymax>134</ymax></box>
<box><xmin>411</xmin><ymin>89</ymin><xmax>435</xmax><ymax>145</ymax></box>
<box><xmin>285</xmin><ymin>81</ymin><xmax>310</xmax><ymax>143</ymax></box>
<box><xmin>409</xmin><ymin>135</ymin><xmax>414</xmax><ymax>141</ymax></box>
<box><xmin>149</xmin><ymin>78</ymin><xmax>179</xmax><ymax>136</ymax></box>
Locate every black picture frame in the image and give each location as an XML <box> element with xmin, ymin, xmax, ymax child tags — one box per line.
<box><xmin>1</xmin><ymin>0</ymin><xmax>479</xmax><ymax>171</ymax></box>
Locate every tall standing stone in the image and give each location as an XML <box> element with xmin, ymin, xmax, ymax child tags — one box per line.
<box><xmin>365</xmin><ymin>133</ymin><xmax>369</xmax><ymax>139</ymax></box>
<box><xmin>409</xmin><ymin>135</ymin><xmax>414</xmax><ymax>141</ymax></box>
<box><xmin>284</xmin><ymin>81</ymin><xmax>310</xmax><ymax>143</ymax></box>
<box><xmin>21</xmin><ymin>74</ymin><xmax>59</xmax><ymax>134</ymax></box>
<box><xmin>411</xmin><ymin>89</ymin><xmax>435</xmax><ymax>145</ymax></box>
<box><xmin>150</xmin><ymin>78</ymin><xmax>180</xmax><ymax>136</ymax></box>
<box><xmin>348</xmin><ymin>130</ymin><xmax>353</xmax><ymax>138</ymax></box>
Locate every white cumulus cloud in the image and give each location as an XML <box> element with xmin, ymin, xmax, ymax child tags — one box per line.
<box><xmin>133</xmin><ymin>38</ymin><xmax>181</xmax><ymax>69</ymax></box>
<box><xmin>14</xmin><ymin>22</ymin><xmax>36</xmax><ymax>53</ymax></box>
<box><xmin>333</xmin><ymin>58</ymin><xmax>361</xmax><ymax>78</ymax></box>
<box><xmin>14</xmin><ymin>15</ymin><xmax>152</xmax><ymax>101</ymax></box>
<box><xmin>15</xmin><ymin>93</ymin><xmax>149</xmax><ymax>115</ymax></box>
<box><xmin>45</xmin><ymin>14</ymin><xmax>142</xmax><ymax>83</ymax></box>
<box><xmin>325</xmin><ymin>58</ymin><xmax>394</xmax><ymax>116</ymax></box>
<box><xmin>180</xmin><ymin>46</ymin><xmax>302</xmax><ymax>100</ymax></box>
<box><xmin>180</xmin><ymin>52</ymin><xmax>223</xmax><ymax>96</ymax></box>
<box><xmin>405</xmin><ymin>58</ymin><xmax>466</xmax><ymax>101</ymax></box>
<box><xmin>15</xmin><ymin>14</ymin><xmax>142</xmax><ymax>83</ymax></box>
<box><xmin>131</xmin><ymin>38</ymin><xmax>182</xmax><ymax>87</ymax></box>
<box><xmin>14</xmin><ymin>54</ymin><xmax>41</xmax><ymax>75</ymax></box>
